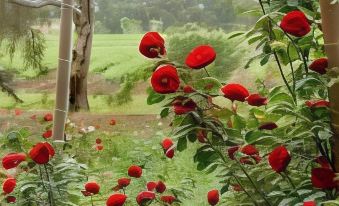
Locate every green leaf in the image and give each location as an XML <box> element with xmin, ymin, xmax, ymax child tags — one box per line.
<box><xmin>193</xmin><ymin>77</ymin><xmax>222</xmax><ymax>95</ymax></box>
<box><xmin>160</xmin><ymin>108</ymin><xmax>170</xmax><ymax>118</ymax></box>
<box><xmin>177</xmin><ymin>136</ymin><xmax>187</xmax><ymax>152</ymax></box>
<box><xmin>268</xmin><ymin>92</ymin><xmax>294</xmax><ymax>106</ymax></box>
<box><xmin>228</xmin><ymin>32</ymin><xmax>245</xmax><ymax>39</ymax></box>
<box><xmin>147</xmin><ymin>90</ymin><xmax>165</xmax><ymax>105</ymax></box>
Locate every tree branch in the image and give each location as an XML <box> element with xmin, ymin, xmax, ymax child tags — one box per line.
<box><xmin>7</xmin><ymin>0</ymin><xmax>81</xmax><ymax>14</ymax></box>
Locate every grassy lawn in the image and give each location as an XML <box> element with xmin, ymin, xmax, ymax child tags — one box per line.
<box><xmin>0</xmin><ymin>34</ymin><xmax>148</xmax><ymax>80</ymax></box>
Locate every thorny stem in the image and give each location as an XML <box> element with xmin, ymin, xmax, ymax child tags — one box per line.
<box><xmin>44</xmin><ymin>164</ymin><xmax>54</xmax><ymax>206</ymax></box>
<box><xmin>233</xmin><ymin>175</ymin><xmax>259</xmax><ymax>206</ymax></box>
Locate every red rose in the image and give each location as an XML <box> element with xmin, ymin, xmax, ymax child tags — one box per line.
<box><xmin>241</xmin><ymin>145</ymin><xmax>259</xmax><ymax>156</ymax></box>
<box><xmin>303</xmin><ymin>201</ymin><xmax>316</xmax><ymax>206</ymax></box>
<box><xmin>221</xmin><ymin>84</ymin><xmax>249</xmax><ymax>102</ymax></box>
<box><xmin>2</xmin><ymin>178</ymin><xmax>16</xmax><ymax>194</ymax></box>
<box><xmin>96</xmin><ymin>138</ymin><xmax>102</xmax><ymax>144</ymax></box>
<box><xmin>146</xmin><ymin>181</ymin><xmax>157</xmax><ymax>191</ymax></box>
<box><xmin>309</xmin><ymin>58</ymin><xmax>328</xmax><ymax>75</ymax></box>
<box><xmin>29</xmin><ymin>142</ymin><xmax>55</xmax><ymax>164</ymax></box>
<box><xmin>85</xmin><ymin>181</ymin><xmax>100</xmax><ymax>195</ymax></box>
<box><xmin>96</xmin><ymin>145</ymin><xmax>104</xmax><ymax>151</ymax></box>
<box><xmin>151</xmin><ymin>65</ymin><xmax>180</xmax><ymax>94</ymax></box>
<box><xmin>117</xmin><ymin>178</ymin><xmax>131</xmax><ymax>189</ymax></box>
<box><xmin>185</xmin><ymin>45</ymin><xmax>216</xmax><ymax>69</ymax></box>
<box><xmin>44</xmin><ymin>113</ymin><xmax>53</xmax><ymax>121</ymax></box>
<box><xmin>183</xmin><ymin>85</ymin><xmax>195</xmax><ymax>93</ymax></box>
<box><xmin>128</xmin><ymin>165</ymin><xmax>142</xmax><ymax>178</ymax></box>
<box><xmin>311</xmin><ymin>167</ymin><xmax>337</xmax><ymax>189</ymax></box>
<box><xmin>268</xmin><ymin>146</ymin><xmax>291</xmax><ymax>173</ymax></box>
<box><xmin>106</xmin><ymin>193</ymin><xmax>127</xmax><ymax>206</ymax></box>
<box><xmin>165</xmin><ymin>149</ymin><xmax>175</xmax><ymax>159</ymax></box>
<box><xmin>258</xmin><ymin>122</ymin><xmax>278</xmax><ymax>130</ymax></box>
<box><xmin>42</xmin><ymin>130</ymin><xmax>53</xmax><ymax>139</ymax></box>
<box><xmin>6</xmin><ymin>196</ymin><xmax>16</xmax><ymax>203</ymax></box>
<box><xmin>110</xmin><ymin>119</ymin><xmax>116</xmax><ymax>126</ymax></box>
<box><xmin>161</xmin><ymin>138</ymin><xmax>173</xmax><ymax>150</ymax></box>
<box><xmin>207</xmin><ymin>189</ymin><xmax>219</xmax><ymax>206</ymax></box>
<box><xmin>172</xmin><ymin>97</ymin><xmax>197</xmax><ymax>115</ymax></box>
<box><xmin>227</xmin><ymin>146</ymin><xmax>240</xmax><ymax>160</ymax></box>
<box><xmin>246</xmin><ymin>94</ymin><xmax>268</xmax><ymax>107</ymax></box>
<box><xmin>280</xmin><ymin>11</ymin><xmax>311</xmax><ymax>37</ymax></box>
<box><xmin>305</xmin><ymin>100</ymin><xmax>330</xmax><ymax>108</ymax></box>
<box><xmin>2</xmin><ymin>153</ymin><xmax>26</xmax><ymax>170</ymax></box>
<box><xmin>314</xmin><ymin>156</ymin><xmax>331</xmax><ymax>169</ymax></box>
<box><xmin>160</xmin><ymin>195</ymin><xmax>176</xmax><ymax>204</ymax></box>
<box><xmin>139</xmin><ymin>32</ymin><xmax>166</xmax><ymax>58</ymax></box>
<box><xmin>136</xmin><ymin>191</ymin><xmax>156</xmax><ymax>205</ymax></box>
<box><xmin>14</xmin><ymin>109</ymin><xmax>22</xmax><ymax>116</ymax></box>
<box><xmin>155</xmin><ymin>181</ymin><xmax>166</xmax><ymax>193</ymax></box>
<box><xmin>197</xmin><ymin>130</ymin><xmax>207</xmax><ymax>143</ymax></box>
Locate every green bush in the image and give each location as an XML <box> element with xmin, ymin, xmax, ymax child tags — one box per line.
<box><xmin>120</xmin><ymin>17</ymin><xmax>143</xmax><ymax>34</ymax></box>
<box><xmin>166</xmin><ymin>23</ymin><xmax>246</xmax><ymax>80</ymax></box>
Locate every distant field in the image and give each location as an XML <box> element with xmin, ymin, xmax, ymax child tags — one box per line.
<box><xmin>0</xmin><ymin>34</ymin><xmax>149</xmax><ymax>80</ymax></box>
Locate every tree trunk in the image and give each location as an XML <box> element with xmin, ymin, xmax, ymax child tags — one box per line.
<box><xmin>69</xmin><ymin>0</ymin><xmax>94</xmax><ymax>112</ymax></box>
<box><xmin>319</xmin><ymin>0</ymin><xmax>339</xmax><ymax>172</ymax></box>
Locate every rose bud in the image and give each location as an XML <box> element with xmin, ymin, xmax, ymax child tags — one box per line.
<box><xmin>227</xmin><ymin>146</ymin><xmax>240</xmax><ymax>160</ymax></box>
<box><xmin>106</xmin><ymin>193</ymin><xmax>127</xmax><ymax>206</ymax></box>
<box><xmin>6</xmin><ymin>196</ymin><xmax>16</xmax><ymax>203</ymax></box>
<box><xmin>96</xmin><ymin>145</ymin><xmax>104</xmax><ymax>151</ymax></box>
<box><xmin>44</xmin><ymin>113</ymin><xmax>53</xmax><ymax>121</ymax></box>
<box><xmin>197</xmin><ymin>130</ymin><xmax>207</xmax><ymax>143</ymax></box>
<box><xmin>117</xmin><ymin>178</ymin><xmax>131</xmax><ymax>189</ymax></box>
<box><xmin>172</xmin><ymin>97</ymin><xmax>197</xmax><ymax>115</ymax></box>
<box><xmin>155</xmin><ymin>181</ymin><xmax>166</xmax><ymax>193</ymax></box>
<box><xmin>151</xmin><ymin>65</ymin><xmax>180</xmax><ymax>94</ymax></box>
<box><xmin>146</xmin><ymin>181</ymin><xmax>157</xmax><ymax>191</ymax></box>
<box><xmin>109</xmin><ymin>118</ymin><xmax>116</xmax><ymax>126</ymax></box>
<box><xmin>314</xmin><ymin>156</ymin><xmax>331</xmax><ymax>169</ymax></box>
<box><xmin>2</xmin><ymin>153</ymin><xmax>26</xmax><ymax>170</ymax></box>
<box><xmin>183</xmin><ymin>85</ymin><xmax>195</xmax><ymax>94</ymax></box>
<box><xmin>309</xmin><ymin>58</ymin><xmax>328</xmax><ymax>75</ymax></box>
<box><xmin>258</xmin><ymin>122</ymin><xmax>278</xmax><ymax>130</ymax></box>
<box><xmin>305</xmin><ymin>100</ymin><xmax>330</xmax><ymax>108</ymax></box>
<box><xmin>96</xmin><ymin>138</ymin><xmax>102</xmax><ymax>144</ymax></box>
<box><xmin>246</xmin><ymin>94</ymin><xmax>268</xmax><ymax>107</ymax></box>
<box><xmin>268</xmin><ymin>146</ymin><xmax>291</xmax><ymax>173</ymax></box>
<box><xmin>136</xmin><ymin>191</ymin><xmax>156</xmax><ymax>206</ymax></box>
<box><xmin>161</xmin><ymin>138</ymin><xmax>173</xmax><ymax>150</ymax></box>
<box><xmin>303</xmin><ymin>201</ymin><xmax>316</xmax><ymax>206</ymax></box>
<box><xmin>207</xmin><ymin>189</ymin><xmax>219</xmax><ymax>206</ymax></box>
<box><xmin>160</xmin><ymin>195</ymin><xmax>176</xmax><ymax>204</ymax></box>
<box><xmin>280</xmin><ymin>11</ymin><xmax>311</xmax><ymax>37</ymax></box>
<box><xmin>2</xmin><ymin>177</ymin><xmax>16</xmax><ymax>194</ymax></box>
<box><xmin>42</xmin><ymin>130</ymin><xmax>53</xmax><ymax>139</ymax></box>
<box><xmin>85</xmin><ymin>181</ymin><xmax>100</xmax><ymax>195</ymax></box>
<box><xmin>29</xmin><ymin>142</ymin><xmax>55</xmax><ymax>164</ymax></box>
<box><xmin>165</xmin><ymin>149</ymin><xmax>175</xmax><ymax>159</ymax></box>
<box><xmin>311</xmin><ymin>167</ymin><xmax>337</xmax><ymax>189</ymax></box>
<box><xmin>139</xmin><ymin>32</ymin><xmax>166</xmax><ymax>58</ymax></box>
<box><xmin>221</xmin><ymin>83</ymin><xmax>249</xmax><ymax>102</ymax></box>
<box><xmin>185</xmin><ymin>45</ymin><xmax>216</xmax><ymax>69</ymax></box>
<box><xmin>128</xmin><ymin>165</ymin><xmax>142</xmax><ymax>178</ymax></box>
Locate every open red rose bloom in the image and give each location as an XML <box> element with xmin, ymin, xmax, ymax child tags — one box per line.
<box><xmin>2</xmin><ymin>153</ymin><xmax>26</xmax><ymax>170</ymax></box>
<box><xmin>268</xmin><ymin>146</ymin><xmax>291</xmax><ymax>173</ymax></box>
<box><xmin>151</xmin><ymin>65</ymin><xmax>180</xmax><ymax>94</ymax></box>
<box><xmin>221</xmin><ymin>83</ymin><xmax>249</xmax><ymax>102</ymax></box>
<box><xmin>280</xmin><ymin>10</ymin><xmax>311</xmax><ymax>37</ymax></box>
<box><xmin>29</xmin><ymin>142</ymin><xmax>55</xmax><ymax>164</ymax></box>
<box><xmin>185</xmin><ymin>45</ymin><xmax>216</xmax><ymax>69</ymax></box>
<box><xmin>139</xmin><ymin>32</ymin><xmax>166</xmax><ymax>58</ymax></box>
<box><xmin>309</xmin><ymin>58</ymin><xmax>328</xmax><ymax>74</ymax></box>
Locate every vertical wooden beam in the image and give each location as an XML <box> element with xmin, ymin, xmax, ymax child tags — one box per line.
<box><xmin>319</xmin><ymin>0</ymin><xmax>339</xmax><ymax>171</ymax></box>
<box><xmin>53</xmin><ymin>0</ymin><xmax>74</xmax><ymax>142</ymax></box>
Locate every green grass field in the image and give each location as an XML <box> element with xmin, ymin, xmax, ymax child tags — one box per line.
<box><xmin>0</xmin><ymin>34</ymin><xmax>148</xmax><ymax>80</ymax></box>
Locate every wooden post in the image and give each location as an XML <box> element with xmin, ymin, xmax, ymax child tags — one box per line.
<box><xmin>319</xmin><ymin>0</ymin><xmax>339</xmax><ymax>171</ymax></box>
<box><xmin>52</xmin><ymin>0</ymin><xmax>74</xmax><ymax>142</ymax></box>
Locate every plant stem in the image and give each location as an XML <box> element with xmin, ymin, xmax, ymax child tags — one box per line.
<box><xmin>90</xmin><ymin>196</ymin><xmax>94</xmax><ymax>206</ymax></box>
<box><xmin>44</xmin><ymin>164</ymin><xmax>54</xmax><ymax>206</ymax></box>
<box><xmin>283</xmin><ymin>172</ymin><xmax>295</xmax><ymax>189</ymax></box>
<box><xmin>204</xmin><ymin>67</ymin><xmax>211</xmax><ymax>77</ymax></box>
<box><xmin>233</xmin><ymin>175</ymin><xmax>259</xmax><ymax>206</ymax></box>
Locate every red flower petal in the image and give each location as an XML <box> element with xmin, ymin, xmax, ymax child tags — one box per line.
<box><xmin>2</xmin><ymin>153</ymin><xmax>26</xmax><ymax>170</ymax></box>
<box><xmin>6</xmin><ymin>196</ymin><xmax>16</xmax><ymax>203</ymax></box>
<box><xmin>29</xmin><ymin>142</ymin><xmax>55</xmax><ymax>164</ymax></box>
<box><xmin>151</xmin><ymin>65</ymin><xmax>180</xmax><ymax>94</ymax></box>
<box><xmin>42</xmin><ymin>130</ymin><xmax>53</xmax><ymax>139</ymax></box>
<box><xmin>183</xmin><ymin>85</ymin><xmax>195</xmax><ymax>94</ymax></box>
<box><xmin>146</xmin><ymin>181</ymin><xmax>157</xmax><ymax>191</ymax></box>
<box><xmin>314</xmin><ymin>156</ymin><xmax>331</xmax><ymax>169</ymax></box>
<box><xmin>305</xmin><ymin>100</ymin><xmax>330</xmax><ymax>108</ymax></box>
<box><xmin>106</xmin><ymin>193</ymin><xmax>127</xmax><ymax>206</ymax></box>
<box><xmin>185</xmin><ymin>45</ymin><xmax>216</xmax><ymax>69</ymax></box>
<box><xmin>258</xmin><ymin>122</ymin><xmax>278</xmax><ymax>130</ymax></box>
<box><xmin>2</xmin><ymin>178</ymin><xmax>16</xmax><ymax>194</ymax></box>
<box><xmin>85</xmin><ymin>181</ymin><xmax>100</xmax><ymax>195</ymax></box>
<box><xmin>303</xmin><ymin>201</ymin><xmax>316</xmax><ymax>206</ymax></box>
<box><xmin>44</xmin><ymin>113</ymin><xmax>53</xmax><ymax>121</ymax></box>
<box><xmin>207</xmin><ymin>189</ymin><xmax>219</xmax><ymax>206</ymax></box>
<box><xmin>128</xmin><ymin>165</ymin><xmax>142</xmax><ymax>178</ymax></box>
<box><xmin>165</xmin><ymin>149</ymin><xmax>175</xmax><ymax>159</ymax></box>
<box><xmin>172</xmin><ymin>97</ymin><xmax>197</xmax><ymax>115</ymax></box>
<box><xmin>136</xmin><ymin>191</ymin><xmax>155</xmax><ymax>205</ymax></box>
<box><xmin>139</xmin><ymin>32</ymin><xmax>166</xmax><ymax>58</ymax></box>
<box><xmin>96</xmin><ymin>138</ymin><xmax>102</xmax><ymax>144</ymax></box>
<box><xmin>246</xmin><ymin>94</ymin><xmax>268</xmax><ymax>107</ymax></box>
<box><xmin>197</xmin><ymin>130</ymin><xmax>207</xmax><ymax>143</ymax></box>
<box><xmin>155</xmin><ymin>181</ymin><xmax>166</xmax><ymax>193</ymax></box>
<box><xmin>280</xmin><ymin>11</ymin><xmax>311</xmax><ymax>37</ymax></box>
<box><xmin>161</xmin><ymin>138</ymin><xmax>173</xmax><ymax>150</ymax></box>
<box><xmin>241</xmin><ymin>145</ymin><xmax>259</xmax><ymax>156</ymax></box>
<box><xmin>117</xmin><ymin>178</ymin><xmax>131</xmax><ymax>188</ymax></box>
<box><xmin>160</xmin><ymin>195</ymin><xmax>176</xmax><ymax>204</ymax></box>
<box><xmin>311</xmin><ymin>167</ymin><xmax>337</xmax><ymax>189</ymax></box>
<box><xmin>221</xmin><ymin>84</ymin><xmax>249</xmax><ymax>102</ymax></box>
<box><xmin>268</xmin><ymin>146</ymin><xmax>291</xmax><ymax>173</ymax></box>
<box><xmin>227</xmin><ymin>146</ymin><xmax>240</xmax><ymax>160</ymax></box>
<box><xmin>309</xmin><ymin>58</ymin><xmax>328</xmax><ymax>75</ymax></box>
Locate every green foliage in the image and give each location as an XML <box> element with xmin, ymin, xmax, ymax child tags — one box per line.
<box><xmin>120</xmin><ymin>17</ymin><xmax>143</xmax><ymax>34</ymax></box>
